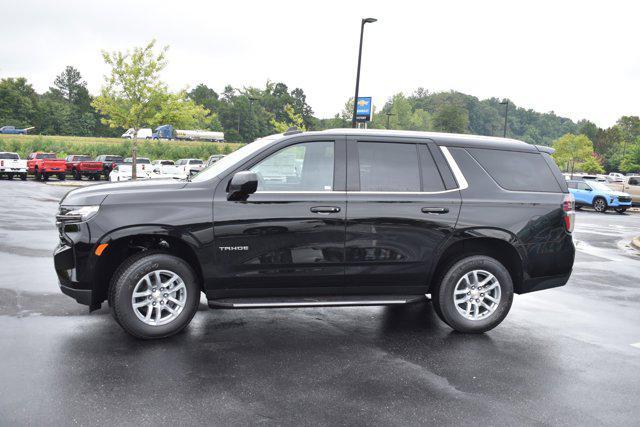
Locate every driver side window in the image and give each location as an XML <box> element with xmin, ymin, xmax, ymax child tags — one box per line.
<box><xmin>250</xmin><ymin>141</ymin><xmax>334</xmax><ymax>192</ymax></box>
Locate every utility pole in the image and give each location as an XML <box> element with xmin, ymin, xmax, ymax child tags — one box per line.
<box><xmin>386</xmin><ymin>112</ymin><xmax>395</xmax><ymax>129</ymax></box>
<box><xmin>500</xmin><ymin>100</ymin><xmax>509</xmax><ymax>137</ymax></box>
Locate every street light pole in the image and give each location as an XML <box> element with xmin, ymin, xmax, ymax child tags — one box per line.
<box><xmin>386</xmin><ymin>112</ymin><xmax>395</xmax><ymax>129</ymax></box>
<box><xmin>500</xmin><ymin>100</ymin><xmax>509</xmax><ymax>137</ymax></box>
<box><xmin>352</xmin><ymin>17</ymin><xmax>377</xmax><ymax>128</ymax></box>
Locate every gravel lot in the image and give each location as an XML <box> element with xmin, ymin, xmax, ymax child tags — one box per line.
<box><xmin>1</xmin><ymin>180</ymin><xmax>639</xmax><ymax>425</ymax></box>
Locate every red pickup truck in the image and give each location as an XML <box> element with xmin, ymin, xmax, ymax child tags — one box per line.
<box><xmin>65</xmin><ymin>155</ymin><xmax>103</xmax><ymax>180</ymax></box>
<box><xmin>27</xmin><ymin>152</ymin><xmax>67</xmax><ymax>180</ymax></box>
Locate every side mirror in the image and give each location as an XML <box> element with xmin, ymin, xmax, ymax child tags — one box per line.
<box><xmin>586</xmin><ymin>188</ymin><xmax>592</xmax><ymax>191</ymax></box>
<box><xmin>227</xmin><ymin>171</ymin><xmax>258</xmax><ymax>201</ymax></box>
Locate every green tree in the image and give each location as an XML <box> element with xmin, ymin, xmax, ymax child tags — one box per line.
<box><xmin>552</xmin><ymin>133</ymin><xmax>594</xmax><ymax>177</ymax></box>
<box><xmin>580</xmin><ymin>155</ymin><xmax>605</xmax><ymax>174</ymax></box>
<box><xmin>93</xmin><ymin>40</ymin><xmax>209</xmax><ymax>178</ymax></box>
<box><xmin>619</xmin><ymin>140</ymin><xmax>640</xmax><ymax>173</ymax></box>
<box><xmin>432</xmin><ymin>104</ymin><xmax>469</xmax><ymax>133</ymax></box>
<box><xmin>0</xmin><ymin>77</ymin><xmax>39</xmax><ymax>128</ymax></box>
<box><xmin>271</xmin><ymin>104</ymin><xmax>306</xmax><ymax>133</ymax></box>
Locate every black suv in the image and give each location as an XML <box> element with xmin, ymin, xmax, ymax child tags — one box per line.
<box><xmin>95</xmin><ymin>155</ymin><xmax>124</xmax><ymax>179</ymax></box>
<box><xmin>54</xmin><ymin>130</ymin><xmax>575</xmax><ymax>339</ymax></box>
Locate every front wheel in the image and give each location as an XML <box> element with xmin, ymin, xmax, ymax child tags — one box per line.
<box><xmin>432</xmin><ymin>255</ymin><xmax>514</xmax><ymax>333</ymax></box>
<box><xmin>20</xmin><ymin>173</ymin><xmax>27</xmax><ymax>181</ymax></box>
<box><xmin>110</xmin><ymin>252</ymin><xmax>200</xmax><ymax>339</ymax></box>
<box><xmin>6</xmin><ymin>173</ymin><xmax>13</xmax><ymax>180</ymax></box>
<box><xmin>593</xmin><ymin>197</ymin><xmax>607</xmax><ymax>213</ymax></box>
<box><xmin>614</xmin><ymin>207</ymin><xmax>627</xmax><ymax>214</ymax></box>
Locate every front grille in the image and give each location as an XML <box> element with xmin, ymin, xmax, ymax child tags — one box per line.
<box><xmin>618</xmin><ymin>196</ymin><xmax>631</xmax><ymax>203</ymax></box>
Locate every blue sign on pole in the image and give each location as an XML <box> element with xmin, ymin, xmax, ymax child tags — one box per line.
<box><xmin>356</xmin><ymin>97</ymin><xmax>372</xmax><ymax>122</ymax></box>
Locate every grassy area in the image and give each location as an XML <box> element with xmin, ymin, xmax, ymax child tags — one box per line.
<box><xmin>0</xmin><ymin>134</ymin><xmax>243</xmax><ymax>161</ymax></box>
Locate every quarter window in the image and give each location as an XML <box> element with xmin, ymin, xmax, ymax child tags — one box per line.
<box><xmin>358</xmin><ymin>142</ymin><xmax>420</xmax><ymax>192</ymax></box>
<box><xmin>250</xmin><ymin>141</ymin><xmax>334</xmax><ymax>191</ymax></box>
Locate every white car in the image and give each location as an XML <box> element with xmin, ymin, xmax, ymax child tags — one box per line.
<box><xmin>205</xmin><ymin>154</ymin><xmax>226</xmax><ymax>167</ymax></box>
<box><xmin>109</xmin><ymin>164</ymin><xmax>150</xmax><ymax>182</ymax></box>
<box><xmin>607</xmin><ymin>172</ymin><xmax>625</xmax><ymax>182</ymax></box>
<box><xmin>150</xmin><ymin>160</ymin><xmax>185</xmax><ymax>179</ymax></box>
<box><xmin>0</xmin><ymin>152</ymin><xmax>28</xmax><ymax>180</ymax></box>
<box><xmin>176</xmin><ymin>158</ymin><xmax>204</xmax><ymax>176</ymax></box>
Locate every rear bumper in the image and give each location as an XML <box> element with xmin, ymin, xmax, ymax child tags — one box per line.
<box><xmin>0</xmin><ymin>168</ymin><xmax>27</xmax><ymax>173</ymax></box>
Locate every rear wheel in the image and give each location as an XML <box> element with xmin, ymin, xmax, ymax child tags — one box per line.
<box><xmin>6</xmin><ymin>173</ymin><xmax>13</xmax><ymax>180</ymax></box>
<box><xmin>73</xmin><ymin>169</ymin><xmax>81</xmax><ymax>180</ymax></box>
<box><xmin>34</xmin><ymin>169</ymin><xmax>41</xmax><ymax>180</ymax></box>
<box><xmin>57</xmin><ymin>173</ymin><xmax>65</xmax><ymax>181</ymax></box>
<box><xmin>42</xmin><ymin>172</ymin><xmax>49</xmax><ymax>181</ymax></box>
<box><xmin>110</xmin><ymin>252</ymin><xmax>200</xmax><ymax>339</ymax></box>
<box><xmin>20</xmin><ymin>173</ymin><xmax>27</xmax><ymax>181</ymax></box>
<box><xmin>614</xmin><ymin>207</ymin><xmax>626</xmax><ymax>214</ymax></box>
<box><xmin>432</xmin><ymin>255</ymin><xmax>513</xmax><ymax>333</ymax></box>
<box><xmin>593</xmin><ymin>197</ymin><xmax>607</xmax><ymax>213</ymax></box>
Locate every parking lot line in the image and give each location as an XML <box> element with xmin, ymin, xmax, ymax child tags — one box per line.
<box><xmin>631</xmin><ymin>342</ymin><xmax>640</xmax><ymax>349</ymax></box>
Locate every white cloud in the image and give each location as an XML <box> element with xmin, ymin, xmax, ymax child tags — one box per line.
<box><xmin>1</xmin><ymin>0</ymin><xmax>638</xmax><ymax>127</ymax></box>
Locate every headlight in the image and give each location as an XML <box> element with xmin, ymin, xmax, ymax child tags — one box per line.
<box><xmin>56</xmin><ymin>205</ymin><xmax>100</xmax><ymax>223</ymax></box>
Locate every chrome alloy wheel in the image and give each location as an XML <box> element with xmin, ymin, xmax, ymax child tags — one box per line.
<box><xmin>593</xmin><ymin>198</ymin><xmax>606</xmax><ymax>212</ymax></box>
<box><xmin>132</xmin><ymin>270</ymin><xmax>187</xmax><ymax>326</ymax></box>
<box><xmin>453</xmin><ymin>269</ymin><xmax>501</xmax><ymax>321</ymax></box>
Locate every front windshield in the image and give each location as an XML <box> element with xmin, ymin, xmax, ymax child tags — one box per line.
<box><xmin>589</xmin><ymin>181</ymin><xmax>613</xmax><ymax>191</ymax></box>
<box><xmin>191</xmin><ymin>134</ymin><xmax>282</xmax><ymax>182</ymax></box>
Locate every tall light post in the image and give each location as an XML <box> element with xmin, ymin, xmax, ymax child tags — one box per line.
<box><xmin>352</xmin><ymin>17</ymin><xmax>377</xmax><ymax>128</ymax></box>
<box><xmin>386</xmin><ymin>112</ymin><xmax>395</xmax><ymax>129</ymax></box>
<box><xmin>500</xmin><ymin>100</ymin><xmax>509</xmax><ymax>137</ymax></box>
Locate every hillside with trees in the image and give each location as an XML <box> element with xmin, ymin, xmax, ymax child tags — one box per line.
<box><xmin>0</xmin><ymin>41</ymin><xmax>638</xmax><ymax>174</ymax></box>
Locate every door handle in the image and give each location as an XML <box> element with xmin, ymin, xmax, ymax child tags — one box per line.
<box><xmin>310</xmin><ymin>206</ymin><xmax>341</xmax><ymax>214</ymax></box>
<box><xmin>421</xmin><ymin>207</ymin><xmax>449</xmax><ymax>214</ymax></box>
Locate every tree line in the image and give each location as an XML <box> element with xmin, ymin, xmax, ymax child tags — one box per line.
<box><xmin>0</xmin><ymin>40</ymin><xmax>637</xmax><ymax>173</ymax></box>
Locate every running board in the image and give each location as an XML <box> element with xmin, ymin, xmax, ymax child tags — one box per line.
<box><xmin>208</xmin><ymin>295</ymin><xmax>427</xmax><ymax>309</ymax></box>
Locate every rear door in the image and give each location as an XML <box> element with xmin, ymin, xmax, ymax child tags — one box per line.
<box><xmin>344</xmin><ymin>136</ymin><xmax>461</xmax><ymax>290</ymax></box>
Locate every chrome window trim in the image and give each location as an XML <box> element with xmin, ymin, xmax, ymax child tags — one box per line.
<box><xmin>440</xmin><ymin>146</ymin><xmax>468</xmax><ymax>190</ymax></box>
<box><xmin>251</xmin><ymin>145</ymin><xmax>469</xmax><ymax>196</ymax></box>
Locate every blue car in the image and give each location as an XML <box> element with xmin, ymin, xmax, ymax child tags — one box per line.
<box><xmin>567</xmin><ymin>180</ymin><xmax>632</xmax><ymax>213</ymax></box>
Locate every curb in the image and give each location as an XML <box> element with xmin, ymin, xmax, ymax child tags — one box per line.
<box><xmin>632</xmin><ymin>237</ymin><xmax>640</xmax><ymax>251</ymax></box>
<box><xmin>45</xmin><ymin>181</ymin><xmax>98</xmax><ymax>188</ymax></box>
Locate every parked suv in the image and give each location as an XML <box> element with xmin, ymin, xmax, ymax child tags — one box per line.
<box><xmin>54</xmin><ymin>130</ymin><xmax>575</xmax><ymax>339</ymax></box>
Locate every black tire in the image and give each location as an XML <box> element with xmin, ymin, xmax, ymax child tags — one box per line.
<box><xmin>432</xmin><ymin>255</ymin><xmax>514</xmax><ymax>333</ymax></box>
<box><xmin>6</xmin><ymin>173</ymin><xmax>13</xmax><ymax>180</ymax></box>
<box><xmin>20</xmin><ymin>173</ymin><xmax>27</xmax><ymax>181</ymax></box>
<box><xmin>58</xmin><ymin>173</ymin><xmax>66</xmax><ymax>181</ymax></box>
<box><xmin>94</xmin><ymin>173</ymin><xmax>101</xmax><ymax>181</ymax></box>
<box><xmin>110</xmin><ymin>251</ymin><xmax>200</xmax><ymax>339</ymax></box>
<box><xmin>574</xmin><ymin>205</ymin><xmax>582</xmax><ymax>210</ymax></box>
<box><xmin>614</xmin><ymin>208</ymin><xmax>626</xmax><ymax>214</ymax></box>
<box><xmin>42</xmin><ymin>172</ymin><xmax>49</xmax><ymax>181</ymax></box>
<box><xmin>34</xmin><ymin>169</ymin><xmax>41</xmax><ymax>180</ymax></box>
<box><xmin>592</xmin><ymin>197</ymin><xmax>607</xmax><ymax>213</ymax></box>
<box><xmin>73</xmin><ymin>169</ymin><xmax>81</xmax><ymax>180</ymax></box>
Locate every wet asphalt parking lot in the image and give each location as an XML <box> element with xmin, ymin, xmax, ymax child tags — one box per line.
<box><xmin>0</xmin><ymin>180</ymin><xmax>639</xmax><ymax>425</ymax></box>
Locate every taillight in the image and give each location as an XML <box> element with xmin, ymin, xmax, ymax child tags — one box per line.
<box><xmin>0</xmin><ymin>160</ymin><xmax>3</xmax><ymax>167</ymax></box>
<box><xmin>563</xmin><ymin>193</ymin><xmax>575</xmax><ymax>233</ymax></box>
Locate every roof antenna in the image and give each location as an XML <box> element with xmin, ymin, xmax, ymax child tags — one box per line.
<box><xmin>284</xmin><ymin>126</ymin><xmax>302</xmax><ymax>136</ymax></box>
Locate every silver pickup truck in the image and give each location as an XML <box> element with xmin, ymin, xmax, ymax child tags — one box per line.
<box><xmin>0</xmin><ymin>152</ymin><xmax>28</xmax><ymax>180</ymax></box>
<box><xmin>608</xmin><ymin>176</ymin><xmax>640</xmax><ymax>206</ymax></box>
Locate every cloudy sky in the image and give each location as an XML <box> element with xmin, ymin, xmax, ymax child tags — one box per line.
<box><xmin>1</xmin><ymin>0</ymin><xmax>638</xmax><ymax>127</ymax></box>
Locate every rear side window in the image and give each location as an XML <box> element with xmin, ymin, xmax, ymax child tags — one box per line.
<box><xmin>358</xmin><ymin>142</ymin><xmax>420</xmax><ymax>192</ymax></box>
<box><xmin>0</xmin><ymin>153</ymin><xmax>19</xmax><ymax>160</ymax></box>
<box><xmin>467</xmin><ymin>148</ymin><xmax>561</xmax><ymax>192</ymax></box>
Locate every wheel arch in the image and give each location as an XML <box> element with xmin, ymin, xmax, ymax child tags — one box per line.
<box><xmin>431</xmin><ymin>235</ymin><xmax>526</xmax><ymax>294</ymax></box>
<box><xmin>92</xmin><ymin>226</ymin><xmax>205</xmax><ymax>304</ymax></box>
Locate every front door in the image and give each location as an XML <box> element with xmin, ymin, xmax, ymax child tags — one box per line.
<box><xmin>210</xmin><ymin>137</ymin><xmax>347</xmax><ymax>297</ymax></box>
<box><xmin>344</xmin><ymin>136</ymin><xmax>462</xmax><ymax>290</ymax></box>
